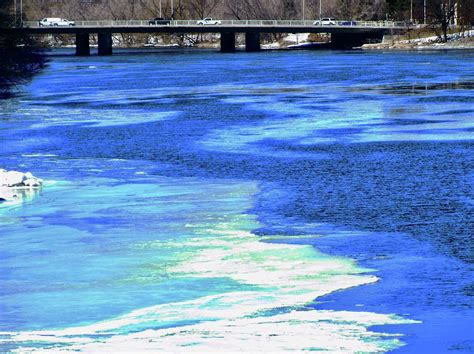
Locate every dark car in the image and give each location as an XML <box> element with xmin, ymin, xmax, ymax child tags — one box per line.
<box><xmin>148</xmin><ymin>17</ymin><xmax>171</xmax><ymax>25</ymax></box>
<box><xmin>340</xmin><ymin>21</ymin><xmax>357</xmax><ymax>26</ymax></box>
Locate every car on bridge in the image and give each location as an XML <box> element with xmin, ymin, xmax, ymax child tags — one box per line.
<box><xmin>38</xmin><ymin>18</ymin><xmax>75</xmax><ymax>26</ymax></box>
<box><xmin>197</xmin><ymin>18</ymin><xmax>221</xmax><ymax>25</ymax></box>
<box><xmin>148</xmin><ymin>17</ymin><xmax>171</xmax><ymax>25</ymax></box>
<box><xmin>340</xmin><ymin>20</ymin><xmax>357</xmax><ymax>26</ymax></box>
<box><xmin>313</xmin><ymin>18</ymin><xmax>336</xmax><ymax>26</ymax></box>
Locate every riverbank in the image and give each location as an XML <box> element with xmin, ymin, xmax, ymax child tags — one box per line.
<box><xmin>362</xmin><ymin>29</ymin><xmax>474</xmax><ymax>50</ymax></box>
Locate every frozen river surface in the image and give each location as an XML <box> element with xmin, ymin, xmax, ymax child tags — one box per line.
<box><xmin>0</xmin><ymin>48</ymin><xmax>473</xmax><ymax>352</ymax></box>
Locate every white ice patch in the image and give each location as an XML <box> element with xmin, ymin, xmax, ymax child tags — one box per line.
<box><xmin>0</xmin><ymin>169</ymin><xmax>44</xmax><ymax>207</ymax></box>
<box><xmin>2</xmin><ymin>220</ymin><xmax>417</xmax><ymax>352</ymax></box>
<box><xmin>197</xmin><ymin>83</ymin><xmax>474</xmax><ymax>154</ymax></box>
<box><xmin>21</xmin><ymin>154</ymin><xmax>58</xmax><ymax>158</ymax></box>
<box><xmin>11</xmin><ymin>311</ymin><xmax>413</xmax><ymax>353</ymax></box>
<box><xmin>29</xmin><ymin>109</ymin><xmax>178</xmax><ymax>128</ymax></box>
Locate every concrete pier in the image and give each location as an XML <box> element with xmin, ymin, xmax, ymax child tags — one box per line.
<box><xmin>75</xmin><ymin>33</ymin><xmax>90</xmax><ymax>56</ymax></box>
<box><xmin>98</xmin><ymin>32</ymin><xmax>113</xmax><ymax>56</ymax></box>
<box><xmin>245</xmin><ymin>32</ymin><xmax>260</xmax><ymax>52</ymax></box>
<box><xmin>220</xmin><ymin>32</ymin><xmax>236</xmax><ymax>53</ymax></box>
<box><xmin>331</xmin><ymin>32</ymin><xmax>383</xmax><ymax>49</ymax></box>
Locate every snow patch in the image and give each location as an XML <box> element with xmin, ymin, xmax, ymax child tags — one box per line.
<box><xmin>0</xmin><ymin>169</ymin><xmax>43</xmax><ymax>203</ymax></box>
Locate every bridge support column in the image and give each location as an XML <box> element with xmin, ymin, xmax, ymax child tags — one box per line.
<box><xmin>75</xmin><ymin>33</ymin><xmax>90</xmax><ymax>56</ymax></box>
<box><xmin>220</xmin><ymin>32</ymin><xmax>236</xmax><ymax>53</ymax></box>
<box><xmin>245</xmin><ymin>32</ymin><xmax>260</xmax><ymax>52</ymax></box>
<box><xmin>331</xmin><ymin>32</ymin><xmax>383</xmax><ymax>49</ymax></box>
<box><xmin>98</xmin><ymin>32</ymin><xmax>113</xmax><ymax>56</ymax></box>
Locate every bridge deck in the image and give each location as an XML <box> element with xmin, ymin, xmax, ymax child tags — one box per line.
<box><xmin>9</xmin><ymin>19</ymin><xmax>406</xmax><ymax>35</ymax></box>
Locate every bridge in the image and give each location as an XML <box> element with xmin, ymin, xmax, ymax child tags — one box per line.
<box><xmin>8</xmin><ymin>20</ymin><xmax>407</xmax><ymax>55</ymax></box>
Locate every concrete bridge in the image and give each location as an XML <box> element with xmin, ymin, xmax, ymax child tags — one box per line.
<box><xmin>8</xmin><ymin>20</ymin><xmax>406</xmax><ymax>55</ymax></box>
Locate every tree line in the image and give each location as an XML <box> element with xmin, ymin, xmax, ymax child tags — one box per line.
<box><xmin>21</xmin><ymin>0</ymin><xmax>473</xmax><ymax>44</ymax></box>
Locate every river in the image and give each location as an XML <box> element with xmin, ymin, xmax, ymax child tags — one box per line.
<box><xmin>0</xmin><ymin>48</ymin><xmax>473</xmax><ymax>352</ymax></box>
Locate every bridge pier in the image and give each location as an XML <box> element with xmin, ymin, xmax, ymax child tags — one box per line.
<box><xmin>75</xmin><ymin>33</ymin><xmax>90</xmax><ymax>56</ymax></box>
<box><xmin>245</xmin><ymin>32</ymin><xmax>260</xmax><ymax>52</ymax></box>
<box><xmin>331</xmin><ymin>32</ymin><xmax>383</xmax><ymax>49</ymax></box>
<box><xmin>98</xmin><ymin>32</ymin><xmax>113</xmax><ymax>56</ymax></box>
<box><xmin>220</xmin><ymin>32</ymin><xmax>236</xmax><ymax>53</ymax></box>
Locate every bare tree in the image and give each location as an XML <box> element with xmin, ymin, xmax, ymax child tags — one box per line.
<box><xmin>188</xmin><ymin>0</ymin><xmax>220</xmax><ymax>19</ymax></box>
<box><xmin>283</xmin><ymin>0</ymin><xmax>297</xmax><ymax>19</ymax></box>
<box><xmin>336</xmin><ymin>0</ymin><xmax>384</xmax><ymax>20</ymax></box>
<box><xmin>427</xmin><ymin>0</ymin><xmax>455</xmax><ymax>42</ymax></box>
<box><xmin>224</xmin><ymin>0</ymin><xmax>250</xmax><ymax>19</ymax></box>
<box><xmin>225</xmin><ymin>0</ymin><xmax>305</xmax><ymax>20</ymax></box>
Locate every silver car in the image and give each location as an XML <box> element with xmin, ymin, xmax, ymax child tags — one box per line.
<box><xmin>39</xmin><ymin>18</ymin><xmax>75</xmax><ymax>26</ymax></box>
<box><xmin>313</xmin><ymin>18</ymin><xmax>337</xmax><ymax>26</ymax></box>
<box><xmin>197</xmin><ymin>18</ymin><xmax>221</xmax><ymax>25</ymax></box>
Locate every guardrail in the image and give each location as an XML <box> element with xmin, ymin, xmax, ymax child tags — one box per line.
<box><xmin>21</xmin><ymin>19</ymin><xmax>408</xmax><ymax>28</ymax></box>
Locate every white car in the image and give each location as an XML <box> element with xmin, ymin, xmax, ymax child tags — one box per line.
<box><xmin>197</xmin><ymin>18</ymin><xmax>221</xmax><ymax>25</ymax></box>
<box><xmin>313</xmin><ymin>18</ymin><xmax>336</xmax><ymax>26</ymax></box>
<box><xmin>39</xmin><ymin>18</ymin><xmax>75</xmax><ymax>26</ymax></box>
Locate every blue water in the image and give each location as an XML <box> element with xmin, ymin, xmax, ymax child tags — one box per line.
<box><xmin>0</xmin><ymin>48</ymin><xmax>473</xmax><ymax>352</ymax></box>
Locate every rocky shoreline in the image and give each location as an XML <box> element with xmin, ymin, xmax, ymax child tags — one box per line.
<box><xmin>362</xmin><ymin>29</ymin><xmax>474</xmax><ymax>50</ymax></box>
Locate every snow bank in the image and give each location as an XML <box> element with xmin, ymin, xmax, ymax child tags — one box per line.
<box><xmin>368</xmin><ymin>29</ymin><xmax>474</xmax><ymax>50</ymax></box>
<box><xmin>263</xmin><ymin>33</ymin><xmax>316</xmax><ymax>49</ymax></box>
<box><xmin>0</xmin><ymin>169</ymin><xmax>43</xmax><ymax>202</ymax></box>
<box><xmin>399</xmin><ymin>29</ymin><xmax>474</xmax><ymax>45</ymax></box>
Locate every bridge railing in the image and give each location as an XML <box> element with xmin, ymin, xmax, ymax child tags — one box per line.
<box><xmin>21</xmin><ymin>19</ymin><xmax>406</xmax><ymax>28</ymax></box>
